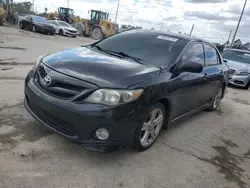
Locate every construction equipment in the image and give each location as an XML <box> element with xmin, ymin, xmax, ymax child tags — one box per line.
<box><xmin>82</xmin><ymin>10</ymin><xmax>119</xmax><ymax>40</ymax></box>
<box><xmin>48</xmin><ymin>8</ymin><xmax>118</xmax><ymax>40</ymax></box>
<box><xmin>0</xmin><ymin>5</ymin><xmax>4</xmax><ymax>25</ymax></box>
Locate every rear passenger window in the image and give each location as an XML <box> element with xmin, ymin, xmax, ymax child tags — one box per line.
<box><xmin>182</xmin><ymin>43</ymin><xmax>205</xmax><ymax>66</ymax></box>
<box><xmin>204</xmin><ymin>44</ymin><xmax>218</xmax><ymax>66</ymax></box>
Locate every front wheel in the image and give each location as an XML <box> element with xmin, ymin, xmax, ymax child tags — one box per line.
<box><xmin>244</xmin><ymin>81</ymin><xmax>250</xmax><ymax>90</ymax></box>
<box><xmin>32</xmin><ymin>25</ymin><xmax>37</xmax><ymax>32</ymax></box>
<box><xmin>91</xmin><ymin>27</ymin><xmax>103</xmax><ymax>40</ymax></box>
<box><xmin>134</xmin><ymin>103</ymin><xmax>166</xmax><ymax>151</ymax></box>
<box><xmin>207</xmin><ymin>87</ymin><xmax>224</xmax><ymax>111</ymax></box>
<box><xmin>59</xmin><ymin>29</ymin><xmax>63</xmax><ymax>36</ymax></box>
<box><xmin>19</xmin><ymin>22</ymin><xmax>23</xmax><ymax>29</ymax></box>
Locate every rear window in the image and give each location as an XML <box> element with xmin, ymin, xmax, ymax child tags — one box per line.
<box><xmin>95</xmin><ymin>30</ymin><xmax>188</xmax><ymax>67</ymax></box>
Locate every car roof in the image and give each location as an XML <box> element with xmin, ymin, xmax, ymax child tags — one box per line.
<box><xmin>128</xmin><ymin>29</ymin><xmax>212</xmax><ymax>44</ymax></box>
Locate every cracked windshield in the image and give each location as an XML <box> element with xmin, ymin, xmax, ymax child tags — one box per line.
<box><xmin>1</xmin><ymin>0</ymin><xmax>250</xmax><ymax>188</ymax></box>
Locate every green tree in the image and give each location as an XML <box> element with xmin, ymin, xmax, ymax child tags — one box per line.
<box><xmin>12</xmin><ymin>2</ymin><xmax>33</xmax><ymax>14</ymax></box>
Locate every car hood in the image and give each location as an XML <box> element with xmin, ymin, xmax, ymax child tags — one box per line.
<box><xmin>61</xmin><ymin>26</ymin><xmax>77</xmax><ymax>31</ymax></box>
<box><xmin>224</xmin><ymin>59</ymin><xmax>250</xmax><ymax>72</ymax></box>
<box><xmin>42</xmin><ymin>47</ymin><xmax>160</xmax><ymax>88</ymax></box>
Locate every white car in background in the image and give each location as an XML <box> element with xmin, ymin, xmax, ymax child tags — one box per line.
<box><xmin>49</xmin><ymin>20</ymin><xmax>78</xmax><ymax>37</ymax></box>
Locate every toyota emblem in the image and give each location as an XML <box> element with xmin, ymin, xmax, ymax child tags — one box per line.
<box><xmin>41</xmin><ymin>75</ymin><xmax>52</xmax><ymax>86</ymax></box>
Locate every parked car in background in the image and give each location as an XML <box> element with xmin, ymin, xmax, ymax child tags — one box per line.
<box><xmin>24</xmin><ymin>30</ymin><xmax>228</xmax><ymax>152</ymax></box>
<box><xmin>49</xmin><ymin>20</ymin><xmax>78</xmax><ymax>37</ymax></box>
<box><xmin>19</xmin><ymin>15</ymin><xmax>55</xmax><ymax>35</ymax></box>
<box><xmin>222</xmin><ymin>49</ymin><xmax>250</xmax><ymax>89</ymax></box>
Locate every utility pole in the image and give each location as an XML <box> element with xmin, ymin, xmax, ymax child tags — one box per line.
<box><xmin>227</xmin><ymin>30</ymin><xmax>232</xmax><ymax>42</ymax></box>
<box><xmin>32</xmin><ymin>0</ymin><xmax>34</xmax><ymax>12</ymax></box>
<box><xmin>189</xmin><ymin>24</ymin><xmax>194</xmax><ymax>36</ymax></box>
<box><xmin>231</xmin><ymin>0</ymin><xmax>247</xmax><ymax>47</ymax></box>
<box><xmin>67</xmin><ymin>0</ymin><xmax>69</xmax><ymax>8</ymax></box>
<box><xmin>115</xmin><ymin>0</ymin><xmax>120</xmax><ymax>23</ymax></box>
<box><xmin>160</xmin><ymin>19</ymin><xmax>163</xmax><ymax>30</ymax></box>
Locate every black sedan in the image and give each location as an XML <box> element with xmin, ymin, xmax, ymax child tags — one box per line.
<box><xmin>19</xmin><ymin>15</ymin><xmax>55</xmax><ymax>35</ymax></box>
<box><xmin>24</xmin><ymin>30</ymin><xmax>228</xmax><ymax>152</ymax></box>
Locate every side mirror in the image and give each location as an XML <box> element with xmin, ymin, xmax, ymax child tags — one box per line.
<box><xmin>181</xmin><ymin>61</ymin><xmax>203</xmax><ymax>73</ymax></box>
<box><xmin>223</xmin><ymin>59</ymin><xmax>228</xmax><ymax>64</ymax></box>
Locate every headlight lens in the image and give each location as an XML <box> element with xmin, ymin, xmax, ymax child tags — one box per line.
<box><xmin>235</xmin><ymin>71</ymin><xmax>250</xmax><ymax>76</ymax></box>
<box><xmin>84</xmin><ymin>89</ymin><xmax>143</xmax><ymax>106</ymax></box>
<box><xmin>33</xmin><ymin>55</ymin><xmax>44</xmax><ymax>69</ymax></box>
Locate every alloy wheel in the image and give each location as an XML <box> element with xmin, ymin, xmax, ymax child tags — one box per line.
<box><xmin>140</xmin><ymin>108</ymin><xmax>164</xmax><ymax>147</ymax></box>
<box><xmin>32</xmin><ymin>25</ymin><xmax>36</xmax><ymax>32</ymax></box>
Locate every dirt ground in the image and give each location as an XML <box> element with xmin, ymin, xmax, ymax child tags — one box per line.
<box><xmin>1</xmin><ymin>25</ymin><xmax>250</xmax><ymax>188</ymax></box>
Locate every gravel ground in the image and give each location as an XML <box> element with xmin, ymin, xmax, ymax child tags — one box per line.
<box><xmin>1</xmin><ymin>25</ymin><xmax>250</xmax><ymax>188</ymax></box>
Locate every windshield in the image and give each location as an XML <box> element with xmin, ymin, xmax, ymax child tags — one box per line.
<box><xmin>94</xmin><ymin>30</ymin><xmax>188</xmax><ymax>66</ymax></box>
<box><xmin>59</xmin><ymin>21</ymin><xmax>71</xmax><ymax>27</ymax></box>
<box><xmin>222</xmin><ymin>50</ymin><xmax>250</xmax><ymax>64</ymax></box>
<box><xmin>32</xmin><ymin>16</ymin><xmax>48</xmax><ymax>23</ymax></box>
<box><xmin>100</xmin><ymin>12</ymin><xmax>108</xmax><ymax>20</ymax></box>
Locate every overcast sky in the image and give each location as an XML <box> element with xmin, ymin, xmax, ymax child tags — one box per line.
<box><xmin>15</xmin><ymin>0</ymin><xmax>250</xmax><ymax>43</ymax></box>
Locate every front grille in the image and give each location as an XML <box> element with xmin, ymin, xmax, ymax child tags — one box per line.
<box><xmin>27</xmin><ymin>97</ymin><xmax>76</xmax><ymax>136</ymax></box>
<box><xmin>35</xmin><ymin>64</ymin><xmax>85</xmax><ymax>99</ymax></box>
<box><xmin>229</xmin><ymin>68</ymin><xmax>236</xmax><ymax>74</ymax></box>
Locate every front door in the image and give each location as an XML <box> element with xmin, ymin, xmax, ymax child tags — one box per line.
<box><xmin>169</xmin><ymin>42</ymin><xmax>206</xmax><ymax>120</ymax></box>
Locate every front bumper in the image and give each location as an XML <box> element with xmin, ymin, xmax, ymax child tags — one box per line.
<box><xmin>228</xmin><ymin>74</ymin><xmax>250</xmax><ymax>87</ymax></box>
<box><xmin>64</xmin><ymin>30</ymin><xmax>78</xmax><ymax>37</ymax></box>
<box><xmin>24</xmin><ymin>75</ymin><xmax>148</xmax><ymax>152</ymax></box>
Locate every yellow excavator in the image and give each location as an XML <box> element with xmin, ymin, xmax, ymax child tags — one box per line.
<box><xmin>0</xmin><ymin>4</ymin><xmax>5</xmax><ymax>26</ymax></box>
<box><xmin>47</xmin><ymin>8</ymin><xmax>118</xmax><ymax>40</ymax></box>
<box><xmin>82</xmin><ymin>9</ymin><xmax>119</xmax><ymax>40</ymax></box>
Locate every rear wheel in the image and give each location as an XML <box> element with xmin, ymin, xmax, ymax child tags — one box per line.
<box><xmin>207</xmin><ymin>86</ymin><xmax>224</xmax><ymax>111</ymax></box>
<box><xmin>134</xmin><ymin>103</ymin><xmax>166</xmax><ymax>151</ymax></box>
<box><xmin>91</xmin><ymin>27</ymin><xmax>103</xmax><ymax>40</ymax></box>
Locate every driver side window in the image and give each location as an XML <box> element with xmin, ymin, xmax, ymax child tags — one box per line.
<box><xmin>182</xmin><ymin>43</ymin><xmax>205</xmax><ymax>66</ymax></box>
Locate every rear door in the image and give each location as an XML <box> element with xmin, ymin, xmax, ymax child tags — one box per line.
<box><xmin>202</xmin><ymin>43</ymin><xmax>223</xmax><ymax>103</ymax></box>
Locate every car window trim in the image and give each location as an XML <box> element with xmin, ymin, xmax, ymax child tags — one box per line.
<box><xmin>180</xmin><ymin>41</ymin><xmax>205</xmax><ymax>67</ymax></box>
<box><xmin>203</xmin><ymin>42</ymin><xmax>221</xmax><ymax>67</ymax></box>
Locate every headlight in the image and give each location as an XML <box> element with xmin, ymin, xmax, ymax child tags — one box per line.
<box><xmin>33</xmin><ymin>55</ymin><xmax>44</xmax><ymax>69</ymax></box>
<box><xmin>84</xmin><ymin>89</ymin><xmax>143</xmax><ymax>106</ymax></box>
<box><xmin>235</xmin><ymin>71</ymin><xmax>250</xmax><ymax>76</ymax></box>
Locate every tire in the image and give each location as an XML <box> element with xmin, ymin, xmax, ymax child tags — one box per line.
<box><xmin>207</xmin><ymin>86</ymin><xmax>224</xmax><ymax>111</ymax></box>
<box><xmin>91</xmin><ymin>27</ymin><xmax>104</xmax><ymax>40</ymax></box>
<box><xmin>19</xmin><ymin>22</ymin><xmax>23</xmax><ymax>29</ymax></box>
<box><xmin>32</xmin><ymin>25</ymin><xmax>36</xmax><ymax>32</ymax></box>
<box><xmin>59</xmin><ymin>29</ymin><xmax>63</xmax><ymax>36</ymax></box>
<box><xmin>243</xmin><ymin>81</ymin><xmax>250</xmax><ymax>90</ymax></box>
<box><xmin>134</xmin><ymin>103</ymin><xmax>166</xmax><ymax>152</ymax></box>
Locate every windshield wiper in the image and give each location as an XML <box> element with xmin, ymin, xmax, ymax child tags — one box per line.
<box><xmin>93</xmin><ymin>45</ymin><xmax>144</xmax><ymax>64</ymax></box>
<box><xmin>103</xmin><ymin>49</ymin><xmax>144</xmax><ymax>64</ymax></box>
<box><xmin>93</xmin><ymin>45</ymin><xmax>122</xmax><ymax>59</ymax></box>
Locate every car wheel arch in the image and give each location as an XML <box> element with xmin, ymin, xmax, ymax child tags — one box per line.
<box><xmin>154</xmin><ymin>98</ymin><xmax>171</xmax><ymax>129</ymax></box>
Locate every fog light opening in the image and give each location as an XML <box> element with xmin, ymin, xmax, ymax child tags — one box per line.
<box><xmin>96</xmin><ymin>128</ymin><xmax>109</xmax><ymax>141</ymax></box>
